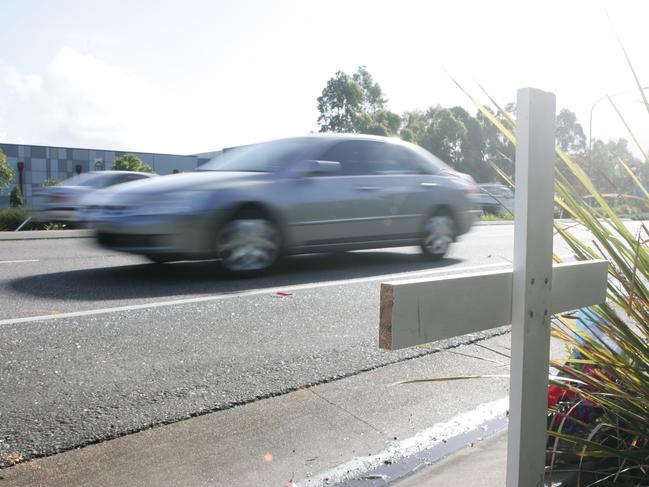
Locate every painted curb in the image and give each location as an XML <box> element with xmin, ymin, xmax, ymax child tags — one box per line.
<box><xmin>0</xmin><ymin>229</ymin><xmax>94</xmax><ymax>241</ymax></box>
<box><xmin>296</xmin><ymin>397</ymin><xmax>509</xmax><ymax>487</ymax></box>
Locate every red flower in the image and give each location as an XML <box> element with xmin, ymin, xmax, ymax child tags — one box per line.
<box><xmin>548</xmin><ymin>385</ymin><xmax>579</xmax><ymax>407</ymax></box>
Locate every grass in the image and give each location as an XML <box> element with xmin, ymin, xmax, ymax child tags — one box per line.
<box><xmin>0</xmin><ymin>207</ymin><xmax>68</xmax><ymax>231</ymax></box>
<box><xmin>479</xmin><ymin>212</ymin><xmax>514</xmax><ymax>221</ymax></box>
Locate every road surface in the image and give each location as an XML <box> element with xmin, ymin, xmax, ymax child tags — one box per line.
<box><xmin>0</xmin><ymin>222</ymin><xmax>624</xmax><ymax>466</ymax></box>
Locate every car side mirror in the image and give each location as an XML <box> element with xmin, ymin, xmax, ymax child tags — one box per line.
<box><xmin>289</xmin><ymin>160</ymin><xmax>341</xmax><ymax>178</ymax></box>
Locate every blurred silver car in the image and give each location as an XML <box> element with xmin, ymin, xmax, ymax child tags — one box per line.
<box><xmin>88</xmin><ymin>135</ymin><xmax>479</xmax><ymax>273</ymax></box>
<box><xmin>34</xmin><ymin>171</ymin><xmax>155</xmax><ymax>223</ymax></box>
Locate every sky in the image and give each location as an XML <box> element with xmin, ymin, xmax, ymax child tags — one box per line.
<box><xmin>1</xmin><ymin>0</ymin><xmax>649</xmax><ymax>156</ymax></box>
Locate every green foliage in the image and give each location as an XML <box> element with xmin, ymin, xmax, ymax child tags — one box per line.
<box><xmin>9</xmin><ymin>186</ymin><xmax>24</xmax><ymax>207</ymax></box>
<box><xmin>401</xmin><ymin>106</ymin><xmax>494</xmax><ymax>180</ymax></box>
<box><xmin>0</xmin><ymin>207</ymin><xmax>29</xmax><ymax>230</ymax></box>
<box><xmin>111</xmin><ymin>154</ymin><xmax>154</xmax><ymax>173</ymax></box>
<box><xmin>450</xmin><ymin>106</ymin><xmax>487</xmax><ymax>177</ymax></box>
<box><xmin>578</xmin><ymin>138</ymin><xmax>643</xmax><ymax>195</ymax></box>
<box><xmin>422</xmin><ymin>108</ymin><xmax>467</xmax><ymax>166</ymax></box>
<box><xmin>478</xmin><ymin>212</ymin><xmax>513</xmax><ymax>221</ymax></box>
<box><xmin>0</xmin><ymin>149</ymin><xmax>14</xmax><ymax>193</ymax></box>
<box><xmin>556</xmin><ymin>108</ymin><xmax>586</xmax><ymax>153</ymax></box>
<box><xmin>0</xmin><ymin>207</ymin><xmax>67</xmax><ymax>231</ymax></box>
<box><xmin>42</xmin><ymin>222</ymin><xmax>67</xmax><ymax>230</ymax></box>
<box><xmin>316</xmin><ymin>68</ymin><xmax>635</xmax><ymax>192</ymax></box>
<box><xmin>476</xmin><ymin>104</ymin><xmax>516</xmax><ymax>179</ymax></box>
<box><xmin>41</xmin><ymin>178</ymin><xmax>63</xmax><ymax>187</ymax></box>
<box><xmin>317</xmin><ymin>66</ymin><xmax>401</xmax><ymax>136</ymax></box>
<box><xmin>548</xmin><ymin>174</ymin><xmax>649</xmax><ymax>484</ymax></box>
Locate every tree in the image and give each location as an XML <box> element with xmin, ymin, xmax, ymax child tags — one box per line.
<box><xmin>476</xmin><ymin>105</ymin><xmax>516</xmax><ymax>181</ymax></box>
<box><xmin>418</xmin><ymin>107</ymin><xmax>467</xmax><ymax>168</ymax></box>
<box><xmin>400</xmin><ymin>106</ymin><xmax>493</xmax><ymax>179</ymax></box>
<box><xmin>556</xmin><ymin>108</ymin><xmax>586</xmax><ymax>154</ymax></box>
<box><xmin>317</xmin><ymin>66</ymin><xmax>400</xmax><ymax>135</ymax></box>
<box><xmin>42</xmin><ymin>178</ymin><xmax>62</xmax><ymax>187</ymax></box>
<box><xmin>579</xmin><ymin>138</ymin><xmax>640</xmax><ymax>195</ymax></box>
<box><xmin>356</xmin><ymin>109</ymin><xmax>402</xmax><ymax>136</ymax></box>
<box><xmin>0</xmin><ymin>149</ymin><xmax>14</xmax><ymax>194</ymax></box>
<box><xmin>9</xmin><ymin>186</ymin><xmax>24</xmax><ymax>207</ymax></box>
<box><xmin>351</xmin><ymin>66</ymin><xmax>387</xmax><ymax>114</ymax></box>
<box><xmin>449</xmin><ymin>106</ymin><xmax>490</xmax><ymax>180</ymax></box>
<box><xmin>400</xmin><ymin>110</ymin><xmax>428</xmax><ymax>143</ymax></box>
<box><xmin>112</xmin><ymin>154</ymin><xmax>154</xmax><ymax>173</ymax></box>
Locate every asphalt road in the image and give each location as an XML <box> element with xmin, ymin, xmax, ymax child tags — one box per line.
<box><xmin>0</xmin><ymin>222</ymin><xmax>624</xmax><ymax>467</ymax></box>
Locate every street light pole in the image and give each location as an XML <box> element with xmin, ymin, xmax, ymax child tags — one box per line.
<box><xmin>588</xmin><ymin>86</ymin><xmax>649</xmax><ymax>162</ymax></box>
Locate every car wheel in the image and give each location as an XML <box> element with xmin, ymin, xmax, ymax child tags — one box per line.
<box><xmin>421</xmin><ymin>212</ymin><xmax>455</xmax><ymax>260</ymax></box>
<box><xmin>216</xmin><ymin>215</ymin><xmax>281</xmax><ymax>274</ymax></box>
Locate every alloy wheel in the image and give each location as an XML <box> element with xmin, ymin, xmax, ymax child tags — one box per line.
<box><xmin>422</xmin><ymin>215</ymin><xmax>455</xmax><ymax>258</ymax></box>
<box><xmin>216</xmin><ymin>219</ymin><xmax>280</xmax><ymax>272</ymax></box>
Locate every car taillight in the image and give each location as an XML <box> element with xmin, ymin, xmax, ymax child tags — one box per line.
<box><xmin>50</xmin><ymin>195</ymin><xmax>69</xmax><ymax>203</ymax></box>
<box><xmin>464</xmin><ymin>185</ymin><xmax>479</xmax><ymax>196</ymax></box>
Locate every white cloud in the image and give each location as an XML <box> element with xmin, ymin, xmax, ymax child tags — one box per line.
<box><xmin>0</xmin><ymin>47</ymin><xmax>186</xmax><ymax>153</ymax></box>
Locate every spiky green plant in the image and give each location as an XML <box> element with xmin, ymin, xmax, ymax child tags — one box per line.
<box><xmin>458</xmin><ymin>76</ymin><xmax>649</xmax><ymax>483</ymax></box>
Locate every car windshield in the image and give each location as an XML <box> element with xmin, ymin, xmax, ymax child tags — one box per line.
<box><xmin>198</xmin><ymin>138</ymin><xmax>315</xmax><ymax>172</ymax></box>
<box><xmin>61</xmin><ymin>173</ymin><xmax>114</xmax><ymax>188</ymax></box>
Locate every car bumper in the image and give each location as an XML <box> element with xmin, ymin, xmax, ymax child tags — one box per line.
<box><xmin>34</xmin><ymin>208</ymin><xmax>84</xmax><ymax>223</ymax></box>
<box><xmin>91</xmin><ymin>212</ymin><xmax>219</xmax><ymax>257</ymax></box>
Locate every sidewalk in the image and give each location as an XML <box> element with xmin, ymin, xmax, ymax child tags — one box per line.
<box><xmin>0</xmin><ymin>333</ymin><xmax>566</xmax><ymax>487</ymax></box>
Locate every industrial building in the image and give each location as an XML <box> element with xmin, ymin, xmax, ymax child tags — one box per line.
<box><xmin>0</xmin><ymin>143</ymin><xmax>217</xmax><ymax>208</ymax></box>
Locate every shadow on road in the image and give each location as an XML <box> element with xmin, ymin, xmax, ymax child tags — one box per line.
<box><xmin>9</xmin><ymin>250</ymin><xmax>462</xmax><ymax>302</ymax></box>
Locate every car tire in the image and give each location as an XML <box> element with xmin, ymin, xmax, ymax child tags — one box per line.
<box><xmin>420</xmin><ymin>211</ymin><xmax>456</xmax><ymax>260</ymax></box>
<box><xmin>216</xmin><ymin>211</ymin><xmax>281</xmax><ymax>275</ymax></box>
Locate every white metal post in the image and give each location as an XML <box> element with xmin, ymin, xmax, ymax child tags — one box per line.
<box><xmin>506</xmin><ymin>88</ymin><xmax>556</xmax><ymax>486</ymax></box>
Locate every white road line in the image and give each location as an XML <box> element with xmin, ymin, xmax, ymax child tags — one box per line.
<box><xmin>0</xmin><ymin>262</ymin><xmax>511</xmax><ymax>327</ymax></box>
<box><xmin>0</xmin><ymin>259</ymin><xmax>40</xmax><ymax>264</ymax></box>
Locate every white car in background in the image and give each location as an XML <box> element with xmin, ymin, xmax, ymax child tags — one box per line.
<box><xmin>33</xmin><ymin>171</ymin><xmax>156</xmax><ymax>224</ymax></box>
<box><xmin>475</xmin><ymin>183</ymin><xmax>514</xmax><ymax>216</ymax></box>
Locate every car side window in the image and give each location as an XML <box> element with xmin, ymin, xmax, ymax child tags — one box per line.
<box><xmin>107</xmin><ymin>174</ymin><xmax>142</xmax><ymax>186</ymax></box>
<box><xmin>123</xmin><ymin>174</ymin><xmax>148</xmax><ymax>183</ymax></box>
<box><xmin>366</xmin><ymin>144</ymin><xmax>426</xmax><ymax>175</ymax></box>
<box><xmin>319</xmin><ymin>141</ymin><xmax>376</xmax><ymax>176</ymax></box>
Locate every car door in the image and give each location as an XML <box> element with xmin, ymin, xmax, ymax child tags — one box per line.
<box><xmin>350</xmin><ymin>142</ymin><xmax>443</xmax><ymax>241</ymax></box>
<box><xmin>282</xmin><ymin>140</ymin><xmax>393</xmax><ymax>247</ymax></box>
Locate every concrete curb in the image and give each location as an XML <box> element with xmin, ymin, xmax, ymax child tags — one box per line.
<box><xmin>299</xmin><ymin>397</ymin><xmax>509</xmax><ymax>487</ymax></box>
<box><xmin>474</xmin><ymin>219</ymin><xmax>589</xmax><ymax>226</ymax></box>
<box><xmin>0</xmin><ymin>229</ymin><xmax>94</xmax><ymax>241</ymax></box>
<box><xmin>474</xmin><ymin>220</ymin><xmax>514</xmax><ymax>225</ymax></box>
